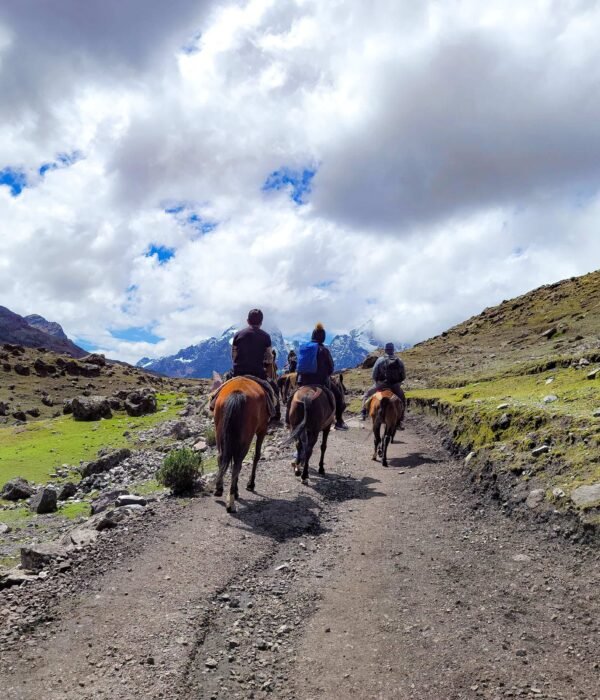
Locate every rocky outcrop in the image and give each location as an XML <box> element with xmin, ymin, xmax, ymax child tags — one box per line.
<box><xmin>81</xmin><ymin>449</ymin><xmax>131</xmax><ymax>478</ymax></box>
<box><xmin>30</xmin><ymin>487</ymin><xmax>58</xmax><ymax>514</ymax></box>
<box><xmin>1</xmin><ymin>477</ymin><xmax>35</xmax><ymax>501</ymax></box>
<box><xmin>124</xmin><ymin>390</ymin><xmax>157</xmax><ymax>417</ymax></box>
<box><xmin>71</xmin><ymin>395</ymin><xmax>112</xmax><ymax>421</ymax></box>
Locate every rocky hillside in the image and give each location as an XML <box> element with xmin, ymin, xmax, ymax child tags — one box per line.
<box><xmin>0</xmin><ymin>307</ymin><xmax>86</xmax><ymax>358</ymax></box>
<box><xmin>139</xmin><ymin>321</ymin><xmax>404</xmax><ymax>378</ymax></box>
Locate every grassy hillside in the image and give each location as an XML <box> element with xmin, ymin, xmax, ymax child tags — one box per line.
<box><xmin>345</xmin><ymin>271</ymin><xmax>600</xmax><ymax>531</ymax></box>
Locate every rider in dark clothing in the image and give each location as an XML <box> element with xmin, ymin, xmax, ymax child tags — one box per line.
<box><xmin>232</xmin><ymin>309</ymin><xmax>271</xmax><ymax>380</ymax></box>
<box><xmin>286</xmin><ymin>349</ymin><xmax>297</xmax><ymax>373</ymax></box>
<box><xmin>296</xmin><ymin>324</ymin><xmax>348</xmax><ymax>430</ymax></box>
<box><xmin>232</xmin><ymin>308</ymin><xmax>280</xmax><ymax>420</ymax></box>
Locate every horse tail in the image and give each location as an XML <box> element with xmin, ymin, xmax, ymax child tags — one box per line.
<box><xmin>219</xmin><ymin>391</ymin><xmax>247</xmax><ymax>469</ymax></box>
<box><xmin>284</xmin><ymin>394</ymin><xmax>312</xmax><ymax>445</ymax></box>
<box><xmin>377</xmin><ymin>396</ymin><xmax>390</xmax><ymax>425</ymax></box>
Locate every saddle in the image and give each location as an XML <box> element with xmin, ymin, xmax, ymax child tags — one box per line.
<box><xmin>209</xmin><ymin>375</ymin><xmax>278</xmax><ymax>418</ymax></box>
<box><xmin>293</xmin><ymin>384</ymin><xmax>336</xmax><ymax>422</ymax></box>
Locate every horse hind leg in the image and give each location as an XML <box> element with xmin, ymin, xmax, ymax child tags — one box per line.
<box><xmin>382</xmin><ymin>432</ymin><xmax>391</xmax><ymax>467</ymax></box>
<box><xmin>318</xmin><ymin>427</ymin><xmax>331</xmax><ymax>474</ymax></box>
<box><xmin>227</xmin><ymin>459</ymin><xmax>243</xmax><ymax>513</ymax></box>
<box><xmin>293</xmin><ymin>440</ymin><xmax>302</xmax><ymax>477</ymax></box>
<box><xmin>247</xmin><ymin>432</ymin><xmax>265</xmax><ymax>492</ymax></box>
<box><xmin>214</xmin><ymin>453</ymin><xmax>227</xmax><ymax>498</ymax></box>
<box><xmin>372</xmin><ymin>421</ymin><xmax>381</xmax><ymax>461</ymax></box>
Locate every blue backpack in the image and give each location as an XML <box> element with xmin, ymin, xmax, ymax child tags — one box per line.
<box><xmin>297</xmin><ymin>341</ymin><xmax>319</xmax><ymax>374</ymax></box>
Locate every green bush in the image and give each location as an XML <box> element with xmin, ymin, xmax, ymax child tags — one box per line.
<box><xmin>205</xmin><ymin>426</ymin><xmax>217</xmax><ymax>447</ymax></box>
<box><xmin>156</xmin><ymin>448</ymin><xmax>202</xmax><ymax>495</ymax></box>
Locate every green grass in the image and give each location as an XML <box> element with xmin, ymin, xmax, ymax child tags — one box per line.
<box><xmin>58</xmin><ymin>501</ymin><xmax>90</xmax><ymax>519</ymax></box>
<box><xmin>0</xmin><ymin>392</ymin><xmax>185</xmax><ymax>487</ymax></box>
<box><xmin>0</xmin><ymin>506</ymin><xmax>29</xmax><ymax>524</ymax></box>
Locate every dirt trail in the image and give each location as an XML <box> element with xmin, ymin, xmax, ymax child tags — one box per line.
<box><xmin>1</xmin><ymin>418</ymin><xmax>598</xmax><ymax>700</ymax></box>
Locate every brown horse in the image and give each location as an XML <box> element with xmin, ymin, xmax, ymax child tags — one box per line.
<box><xmin>213</xmin><ymin>377</ymin><xmax>270</xmax><ymax>512</ymax></box>
<box><xmin>279</xmin><ymin>371</ymin><xmax>346</xmax><ymax>408</ymax></box>
<box><xmin>287</xmin><ymin>386</ymin><xmax>335</xmax><ymax>484</ymax></box>
<box><xmin>369</xmin><ymin>390</ymin><xmax>404</xmax><ymax>467</ymax></box>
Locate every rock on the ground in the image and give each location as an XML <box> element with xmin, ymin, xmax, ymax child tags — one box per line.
<box><xmin>20</xmin><ymin>542</ymin><xmax>71</xmax><ymax>571</ymax></box>
<box><xmin>1</xmin><ymin>477</ymin><xmax>35</xmax><ymax>501</ymax></box>
<box><xmin>57</xmin><ymin>482</ymin><xmax>78</xmax><ymax>501</ymax></box>
<box><xmin>0</xmin><ymin>522</ymin><xmax>12</xmax><ymax>534</ymax></box>
<box><xmin>30</xmin><ymin>487</ymin><xmax>58</xmax><ymax>514</ymax></box>
<box><xmin>543</xmin><ymin>394</ymin><xmax>558</xmax><ymax>403</ymax></box>
<box><xmin>71</xmin><ymin>395</ymin><xmax>112</xmax><ymax>421</ymax></box>
<box><xmin>532</xmin><ymin>445</ymin><xmax>550</xmax><ymax>456</ymax></box>
<box><xmin>90</xmin><ymin>489</ymin><xmax>129</xmax><ymax>515</ymax></box>
<box><xmin>526</xmin><ymin>489</ymin><xmax>545</xmax><ymax>508</ymax></box>
<box><xmin>66</xmin><ymin>527</ymin><xmax>99</xmax><ymax>546</ymax></box>
<box><xmin>81</xmin><ymin>448</ymin><xmax>132</xmax><ymax>478</ymax></box>
<box><xmin>570</xmin><ymin>483</ymin><xmax>600</xmax><ymax>508</ymax></box>
<box><xmin>124</xmin><ymin>391</ymin><xmax>157</xmax><ymax>417</ymax></box>
<box><xmin>116</xmin><ymin>494</ymin><xmax>147</xmax><ymax>507</ymax></box>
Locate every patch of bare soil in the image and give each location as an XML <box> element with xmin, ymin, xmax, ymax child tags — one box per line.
<box><xmin>1</xmin><ymin>418</ymin><xmax>598</xmax><ymax>700</ymax></box>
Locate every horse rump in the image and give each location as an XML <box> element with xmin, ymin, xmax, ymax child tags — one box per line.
<box><xmin>218</xmin><ymin>390</ymin><xmax>247</xmax><ymax>469</ymax></box>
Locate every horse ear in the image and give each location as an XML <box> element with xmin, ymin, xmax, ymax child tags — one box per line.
<box><xmin>211</xmin><ymin>371</ymin><xmax>223</xmax><ymax>391</ymax></box>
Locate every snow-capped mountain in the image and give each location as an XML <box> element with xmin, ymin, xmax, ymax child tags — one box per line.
<box><xmin>137</xmin><ymin>321</ymin><xmax>408</xmax><ymax>378</ymax></box>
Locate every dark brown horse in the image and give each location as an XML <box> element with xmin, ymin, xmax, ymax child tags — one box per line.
<box><xmin>212</xmin><ymin>377</ymin><xmax>270</xmax><ymax>512</ymax></box>
<box><xmin>287</xmin><ymin>386</ymin><xmax>335</xmax><ymax>484</ymax></box>
<box><xmin>369</xmin><ymin>390</ymin><xmax>404</xmax><ymax>467</ymax></box>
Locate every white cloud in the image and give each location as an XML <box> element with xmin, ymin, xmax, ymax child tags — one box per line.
<box><xmin>1</xmin><ymin>0</ymin><xmax>600</xmax><ymax>364</ymax></box>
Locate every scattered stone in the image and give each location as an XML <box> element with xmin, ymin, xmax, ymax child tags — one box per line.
<box><xmin>526</xmin><ymin>489</ymin><xmax>545</xmax><ymax>509</ymax></box>
<box><xmin>586</xmin><ymin>368</ymin><xmax>600</xmax><ymax>380</ymax></box>
<box><xmin>81</xmin><ymin>353</ymin><xmax>106</xmax><ymax>366</ymax></box>
<box><xmin>570</xmin><ymin>483</ymin><xmax>600</xmax><ymax>508</ymax></box>
<box><xmin>1</xmin><ymin>477</ymin><xmax>35</xmax><ymax>501</ymax></box>
<box><xmin>552</xmin><ymin>487</ymin><xmax>565</xmax><ymax>499</ymax></box>
<box><xmin>82</xmin><ymin>448</ymin><xmax>132</xmax><ymax>478</ymax></box>
<box><xmin>57</xmin><ymin>482</ymin><xmax>78</xmax><ymax>501</ymax></box>
<box><xmin>71</xmin><ymin>395</ymin><xmax>112</xmax><ymax>421</ymax></box>
<box><xmin>116</xmin><ymin>494</ymin><xmax>147</xmax><ymax>507</ymax></box>
<box><xmin>540</xmin><ymin>327</ymin><xmax>557</xmax><ymax>339</ymax></box>
<box><xmin>464</xmin><ymin>451</ymin><xmax>476</xmax><ymax>465</ymax></box>
<box><xmin>496</xmin><ymin>403</ymin><xmax>509</xmax><ymax>410</ymax></box>
<box><xmin>91</xmin><ymin>489</ymin><xmax>129</xmax><ymax>515</ymax></box>
<box><xmin>0</xmin><ymin>568</ymin><xmax>39</xmax><ymax>589</ymax></box>
<box><xmin>124</xmin><ymin>391</ymin><xmax>157</xmax><ymax>417</ymax></box>
<box><xmin>194</xmin><ymin>439</ymin><xmax>208</xmax><ymax>452</ymax></box>
<box><xmin>512</xmin><ymin>554</ymin><xmax>532</xmax><ymax>562</ymax></box>
<box><xmin>63</xmin><ymin>398</ymin><xmax>74</xmax><ymax>415</ymax></box>
<box><xmin>0</xmin><ymin>522</ymin><xmax>12</xmax><ymax>534</ymax></box>
<box><xmin>12</xmin><ymin>411</ymin><xmax>27</xmax><ymax>422</ymax></box>
<box><xmin>20</xmin><ymin>542</ymin><xmax>71</xmax><ymax>571</ymax></box>
<box><xmin>13</xmin><ymin>363</ymin><xmax>31</xmax><ymax>376</ymax></box>
<box><xmin>205</xmin><ymin>658</ymin><xmax>218</xmax><ymax>669</ymax></box>
<box><xmin>29</xmin><ymin>487</ymin><xmax>58</xmax><ymax>514</ymax></box>
<box><xmin>543</xmin><ymin>394</ymin><xmax>558</xmax><ymax>403</ymax></box>
<box><xmin>545</xmin><ymin>377</ymin><xmax>554</xmax><ymax>384</ymax></box>
<box><xmin>41</xmin><ymin>395</ymin><xmax>55</xmax><ymax>407</ymax></box>
<box><xmin>67</xmin><ymin>527</ymin><xmax>99</xmax><ymax>546</ymax></box>
<box><xmin>532</xmin><ymin>445</ymin><xmax>550</xmax><ymax>456</ymax></box>
<box><xmin>95</xmin><ymin>505</ymin><xmax>143</xmax><ymax>530</ymax></box>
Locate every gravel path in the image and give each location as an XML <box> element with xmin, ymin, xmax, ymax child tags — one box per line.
<box><xmin>1</xmin><ymin>417</ymin><xmax>598</xmax><ymax>699</ymax></box>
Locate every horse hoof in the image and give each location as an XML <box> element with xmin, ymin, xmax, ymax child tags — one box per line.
<box><xmin>246</xmin><ymin>483</ymin><xmax>255</xmax><ymax>492</ymax></box>
<box><xmin>318</xmin><ymin>467</ymin><xmax>325</xmax><ymax>474</ymax></box>
<box><xmin>302</xmin><ymin>478</ymin><xmax>309</xmax><ymax>486</ymax></box>
<box><xmin>295</xmin><ymin>469</ymin><xmax>301</xmax><ymax>477</ymax></box>
<box><xmin>214</xmin><ymin>488</ymin><xmax>223</xmax><ymax>498</ymax></box>
<box><xmin>372</xmin><ymin>456</ymin><xmax>377</xmax><ymax>461</ymax></box>
<box><xmin>382</xmin><ymin>461</ymin><xmax>388</xmax><ymax>468</ymax></box>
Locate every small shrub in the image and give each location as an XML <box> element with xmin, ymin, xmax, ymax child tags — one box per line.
<box><xmin>205</xmin><ymin>426</ymin><xmax>217</xmax><ymax>447</ymax></box>
<box><xmin>156</xmin><ymin>448</ymin><xmax>202</xmax><ymax>495</ymax></box>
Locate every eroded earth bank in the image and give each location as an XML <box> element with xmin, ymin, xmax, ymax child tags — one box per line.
<box><xmin>1</xmin><ymin>417</ymin><xmax>598</xmax><ymax>700</ymax></box>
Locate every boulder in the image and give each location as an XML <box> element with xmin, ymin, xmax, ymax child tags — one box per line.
<box><xmin>526</xmin><ymin>489</ymin><xmax>545</xmax><ymax>509</ymax></box>
<box><xmin>95</xmin><ymin>505</ymin><xmax>143</xmax><ymax>530</ymax></box>
<box><xmin>171</xmin><ymin>421</ymin><xmax>191</xmax><ymax>440</ymax></box>
<box><xmin>14</xmin><ymin>363</ymin><xmax>30</xmax><ymax>376</ymax></box>
<box><xmin>361</xmin><ymin>352</ymin><xmax>379</xmax><ymax>369</ymax></box>
<box><xmin>57</xmin><ymin>482</ymin><xmax>78</xmax><ymax>501</ymax></box>
<box><xmin>587</xmin><ymin>368</ymin><xmax>600</xmax><ymax>380</ymax></box>
<box><xmin>90</xmin><ymin>488</ymin><xmax>129</xmax><ymax>515</ymax></box>
<box><xmin>66</xmin><ymin>527</ymin><xmax>99</xmax><ymax>546</ymax></box>
<box><xmin>532</xmin><ymin>445</ymin><xmax>550</xmax><ymax>456</ymax></box>
<box><xmin>0</xmin><ymin>401</ymin><xmax>9</xmax><ymax>416</ymax></box>
<box><xmin>571</xmin><ymin>483</ymin><xmax>600</xmax><ymax>508</ymax></box>
<box><xmin>33</xmin><ymin>358</ymin><xmax>56</xmax><ymax>376</ymax></box>
<box><xmin>81</xmin><ymin>448</ymin><xmax>131</xmax><ymax>478</ymax></box>
<box><xmin>116</xmin><ymin>494</ymin><xmax>147</xmax><ymax>507</ymax></box>
<box><xmin>1</xmin><ymin>477</ymin><xmax>35</xmax><ymax>501</ymax></box>
<box><xmin>41</xmin><ymin>395</ymin><xmax>54</xmax><ymax>407</ymax></box>
<box><xmin>0</xmin><ymin>522</ymin><xmax>12</xmax><ymax>534</ymax></box>
<box><xmin>81</xmin><ymin>353</ymin><xmax>106</xmax><ymax>367</ymax></box>
<box><xmin>79</xmin><ymin>363</ymin><xmax>101</xmax><ymax>378</ymax></box>
<box><xmin>540</xmin><ymin>327</ymin><xmax>557</xmax><ymax>339</ymax></box>
<box><xmin>30</xmin><ymin>487</ymin><xmax>58</xmax><ymax>514</ymax></box>
<box><xmin>20</xmin><ymin>542</ymin><xmax>71</xmax><ymax>571</ymax></box>
<box><xmin>71</xmin><ymin>395</ymin><xmax>112</xmax><ymax>421</ymax></box>
<box><xmin>12</xmin><ymin>411</ymin><xmax>27</xmax><ymax>422</ymax></box>
<box><xmin>124</xmin><ymin>391</ymin><xmax>157</xmax><ymax>417</ymax></box>
<box><xmin>26</xmin><ymin>407</ymin><xmax>40</xmax><ymax>417</ymax></box>
<box><xmin>62</xmin><ymin>398</ymin><xmax>74</xmax><ymax>414</ymax></box>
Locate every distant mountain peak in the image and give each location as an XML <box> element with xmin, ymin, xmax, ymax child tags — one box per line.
<box><xmin>0</xmin><ymin>306</ymin><xmax>86</xmax><ymax>357</ymax></box>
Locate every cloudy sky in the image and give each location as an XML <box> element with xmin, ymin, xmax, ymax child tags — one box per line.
<box><xmin>1</xmin><ymin>0</ymin><xmax>600</xmax><ymax>363</ymax></box>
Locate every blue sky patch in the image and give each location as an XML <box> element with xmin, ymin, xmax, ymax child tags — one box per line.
<box><xmin>146</xmin><ymin>244</ymin><xmax>175</xmax><ymax>264</ymax></box>
<box><xmin>0</xmin><ymin>167</ymin><xmax>27</xmax><ymax>196</ymax></box>
<box><xmin>262</xmin><ymin>166</ymin><xmax>316</xmax><ymax>204</ymax></box>
<box><xmin>39</xmin><ymin>150</ymin><xmax>83</xmax><ymax>177</ymax></box>
<box><xmin>187</xmin><ymin>213</ymin><xmax>217</xmax><ymax>235</ymax></box>
<box><xmin>314</xmin><ymin>279</ymin><xmax>335</xmax><ymax>289</ymax></box>
<box><xmin>110</xmin><ymin>326</ymin><xmax>164</xmax><ymax>344</ymax></box>
<box><xmin>164</xmin><ymin>202</ymin><xmax>217</xmax><ymax>237</ymax></box>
